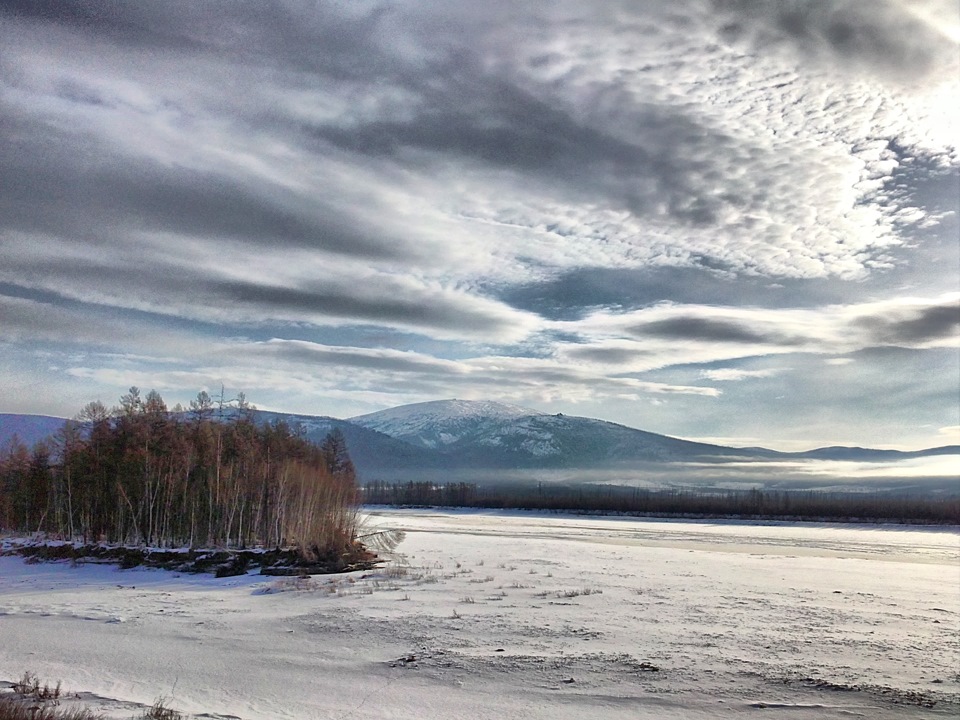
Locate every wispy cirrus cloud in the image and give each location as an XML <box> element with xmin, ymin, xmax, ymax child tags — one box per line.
<box><xmin>700</xmin><ymin>368</ymin><xmax>784</xmax><ymax>382</ymax></box>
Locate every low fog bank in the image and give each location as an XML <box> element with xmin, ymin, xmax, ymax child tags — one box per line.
<box><xmin>360</xmin><ymin>454</ymin><xmax>960</xmax><ymax>496</ymax></box>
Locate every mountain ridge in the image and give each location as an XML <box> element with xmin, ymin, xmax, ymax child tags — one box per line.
<box><xmin>2</xmin><ymin>402</ymin><xmax>957</xmax><ymax>478</ymax></box>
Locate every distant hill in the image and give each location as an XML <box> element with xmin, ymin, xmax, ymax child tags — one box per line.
<box><xmin>786</xmin><ymin>445</ymin><xmax>960</xmax><ymax>461</ymax></box>
<box><xmin>0</xmin><ymin>414</ymin><xmax>67</xmax><ymax>450</ymax></box>
<box><xmin>2</xmin><ymin>402</ymin><xmax>957</xmax><ymax>485</ymax></box>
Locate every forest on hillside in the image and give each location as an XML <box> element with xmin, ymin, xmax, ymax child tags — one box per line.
<box><xmin>0</xmin><ymin>388</ymin><xmax>360</xmax><ymax>560</ymax></box>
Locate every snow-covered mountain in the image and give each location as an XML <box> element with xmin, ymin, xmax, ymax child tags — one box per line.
<box><xmin>349</xmin><ymin>399</ymin><xmax>544</xmax><ymax>451</ymax></box>
<box><xmin>349</xmin><ymin>399</ymin><xmax>751</xmax><ymax>468</ymax></box>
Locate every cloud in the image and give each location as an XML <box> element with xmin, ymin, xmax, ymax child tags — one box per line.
<box><xmin>3</xmin><ymin>0</ymin><xmax>953</xmax><ymax>301</ymax></box>
<box><xmin>0</xmin><ymin>139</ymin><xmax>406</xmax><ymax>261</ymax></box>
<box><xmin>700</xmin><ymin>368</ymin><xmax>783</xmax><ymax>381</ymax></box>
<box><xmin>865</xmin><ymin>301</ymin><xmax>960</xmax><ymax>345</ymax></box>
<box><xmin>0</xmin><ymin>231</ymin><xmax>539</xmax><ymax>343</ymax></box>
<box><xmin>210</xmin><ymin>278</ymin><xmax>538</xmax><ymax>342</ymax></box>
<box><xmin>240</xmin><ymin>340</ymin><xmax>467</xmax><ymax>377</ymax></box>
<box><xmin>0</xmin><ymin>293</ymin><xmax>198</xmax><ymax>355</ymax></box>
<box><xmin>628</xmin><ymin>317</ymin><xmax>782</xmax><ymax>345</ymax></box>
<box><xmin>937</xmin><ymin>425</ymin><xmax>960</xmax><ymax>441</ymax></box>
<box><xmin>306</xmin><ymin>72</ymin><xmax>747</xmax><ymax>228</ymax></box>
<box><xmin>712</xmin><ymin>0</ymin><xmax>958</xmax><ymax>83</ymax></box>
<box><xmin>553</xmin><ymin>293</ymin><xmax>960</xmax><ymax>372</ymax></box>
<box><xmin>564</xmin><ymin>346</ymin><xmax>651</xmax><ymax>366</ymax></box>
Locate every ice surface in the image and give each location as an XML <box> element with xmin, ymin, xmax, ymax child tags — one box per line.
<box><xmin>1</xmin><ymin>510</ymin><xmax>957</xmax><ymax>719</ymax></box>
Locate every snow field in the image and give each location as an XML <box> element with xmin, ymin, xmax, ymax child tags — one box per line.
<box><xmin>1</xmin><ymin>509</ymin><xmax>958</xmax><ymax>719</ymax></box>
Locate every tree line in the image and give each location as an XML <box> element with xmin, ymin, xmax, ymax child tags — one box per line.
<box><xmin>363</xmin><ymin>480</ymin><xmax>960</xmax><ymax>524</ymax></box>
<box><xmin>0</xmin><ymin>388</ymin><xmax>360</xmax><ymax>560</ymax></box>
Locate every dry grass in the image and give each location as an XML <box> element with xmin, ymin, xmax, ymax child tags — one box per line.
<box><xmin>2</xmin><ymin>674</ymin><xmax>184</xmax><ymax>720</ymax></box>
<box><xmin>0</xmin><ymin>697</ymin><xmax>100</xmax><ymax>720</ymax></box>
<box><xmin>558</xmin><ymin>587</ymin><xmax>601</xmax><ymax>598</ymax></box>
<box><xmin>139</xmin><ymin>698</ymin><xmax>183</xmax><ymax>720</ymax></box>
<box><xmin>263</xmin><ymin>575</ymin><xmax>323</xmax><ymax>593</ymax></box>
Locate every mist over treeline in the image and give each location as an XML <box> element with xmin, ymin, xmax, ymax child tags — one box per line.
<box><xmin>0</xmin><ymin>388</ymin><xmax>360</xmax><ymax>559</ymax></box>
<box><xmin>363</xmin><ymin>480</ymin><xmax>960</xmax><ymax>524</ymax></box>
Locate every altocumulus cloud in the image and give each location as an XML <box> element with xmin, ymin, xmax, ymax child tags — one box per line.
<box><xmin>0</xmin><ymin>0</ymin><xmax>956</xmax><ymax>449</ymax></box>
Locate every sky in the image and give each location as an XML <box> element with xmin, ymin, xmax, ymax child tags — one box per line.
<box><xmin>1</xmin><ymin>0</ymin><xmax>958</xmax><ymax>451</ymax></box>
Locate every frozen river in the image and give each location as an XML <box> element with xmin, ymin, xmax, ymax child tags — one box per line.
<box><xmin>1</xmin><ymin>509</ymin><xmax>958</xmax><ymax>718</ymax></box>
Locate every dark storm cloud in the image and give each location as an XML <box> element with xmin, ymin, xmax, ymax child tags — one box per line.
<box><xmin>0</xmin><ymin>115</ymin><xmax>402</xmax><ymax>260</ymax></box>
<box><xmin>862</xmin><ymin>302</ymin><xmax>960</xmax><ymax>345</ymax></box>
<box><xmin>308</xmin><ymin>75</ymin><xmax>741</xmax><ymax>226</ymax></box>
<box><xmin>0</xmin><ymin>0</ymin><xmax>206</xmax><ymax>51</ymax></box>
<box><xmin>712</xmin><ymin>0</ymin><xmax>955</xmax><ymax>81</ymax></box>
<box><xmin>0</xmin><ymin>242</ymin><xmax>528</xmax><ymax>338</ymax></box>
<box><xmin>243</xmin><ymin>341</ymin><xmax>463</xmax><ymax>376</ymax></box>
<box><xmin>628</xmin><ymin>317</ymin><xmax>787</xmax><ymax>345</ymax></box>
<box><xmin>497</xmin><ymin>266</ymin><xmax>859</xmax><ymax>320</ymax></box>
<box><xmin>0</xmin><ymin>0</ymin><xmax>390</xmax><ymax>77</ymax></box>
<box><xmin>565</xmin><ymin>347</ymin><xmax>649</xmax><ymax>365</ymax></box>
<box><xmin>215</xmin><ymin>280</ymin><xmax>516</xmax><ymax>335</ymax></box>
<box><xmin>0</xmin><ymin>292</ymin><xmax>197</xmax><ymax>353</ymax></box>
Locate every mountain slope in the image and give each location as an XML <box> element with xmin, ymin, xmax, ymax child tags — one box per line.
<box><xmin>0</xmin><ymin>413</ymin><xmax>67</xmax><ymax>449</ymax></box>
<box><xmin>249</xmin><ymin>410</ymin><xmax>443</xmax><ymax>473</ymax></box>
<box><xmin>350</xmin><ymin>399</ymin><xmax>758</xmax><ymax>468</ymax></box>
<box><xmin>349</xmin><ymin>399</ymin><xmax>543</xmax><ymax>451</ymax></box>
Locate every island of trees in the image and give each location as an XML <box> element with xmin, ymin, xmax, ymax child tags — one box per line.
<box><xmin>0</xmin><ymin>388</ymin><xmax>362</xmax><ymax>568</ymax></box>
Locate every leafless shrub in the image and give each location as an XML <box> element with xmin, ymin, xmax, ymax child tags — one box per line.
<box><xmin>11</xmin><ymin>672</ymin><xmax>60</xmax><ymax>701</ymax></box>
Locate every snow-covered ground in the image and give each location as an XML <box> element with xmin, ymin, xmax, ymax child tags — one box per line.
<box><xmin>1</xmin><ymin>509</ymin><xmax>958</xmax><ymax>719</ymax></box>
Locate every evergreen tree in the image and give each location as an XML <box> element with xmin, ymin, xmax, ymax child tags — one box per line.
<box><xmin>321</xmin><ymin>428</ymin><xmax>355</xmax><ymax>480</ymax></box>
